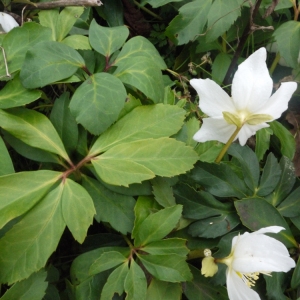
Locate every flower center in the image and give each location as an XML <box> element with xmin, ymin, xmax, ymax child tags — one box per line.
<box><xmin>237</xmin><ymin>271</ymin><xmax>259</xmax><ymax>287</ymax></box>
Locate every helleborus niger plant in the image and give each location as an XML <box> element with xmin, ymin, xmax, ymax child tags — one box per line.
<box><xmin>191</xmin><ymin>48</ymin><xmax>297</xmax><ymax>147</ymax></box>
<box><xmin>202</xmin><ymin>227</ymin><xmax>295</xmax><ymax>300</ymax></box>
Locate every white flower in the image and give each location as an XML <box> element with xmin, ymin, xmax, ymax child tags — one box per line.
<box><xmin>0</xmin><ymin>12</ymin><xmax>19</xmax><ymax>33</ymax></box>
<box><xmin>220</xmin><ymin>226</ymin><xmax>295</xmax><ymax>300</ymax></box>
<box><xmin>190</xmin><ymin>47</ymin><xmax>297</xmax><ymax>146</ymax></box>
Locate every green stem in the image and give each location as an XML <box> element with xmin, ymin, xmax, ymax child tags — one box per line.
<box><xmin>269</xmin><ymin>52</ymin><xmax>281</xmax><ymax>75</ymax></box>
<box><xmin>215</xmin><ymin>126</ymin><xmax>241</xmax><ymax>163</ymax></box>
<box><xmin>133</xmin><ymin>0</ymin><xmax>163</xmax><ymax>20</ymax></box>
<box><xmin>123</xmin><ymin>235</ymin><xmax>134</xmax><ymax>249</ymax></box>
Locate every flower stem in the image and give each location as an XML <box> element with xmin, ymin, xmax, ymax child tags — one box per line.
<box><xmin>215</xmin><ymin>126</ymin><xmax>241</xmax><ymax>163</ymax></box>
<box><xmin>269</xmin><ymin>52</ymin><xmax>281</xmax><ymax>75</ymax></box>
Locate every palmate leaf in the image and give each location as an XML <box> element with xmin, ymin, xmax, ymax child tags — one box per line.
<box><xmin>0</xmin><ymin>108</ymin><xmax>70</xmax><ymax>162</ymax></box>
<box><xmin>89</xmin><ymin>104</ymin><xmax>186</xmax><ymax>155</ymax></box>
<box><xmin>0</xmin><ymin>170</ymin><xmax>61</xmax><ymax>229</ymax></box>
<box><xmin>0</xmin><ymin>184</ymin><xmax>66</xmax><ymax>284</ymax></box>
<box><xmin>91</xmin><ymin>138</ymin><xmax>198</xmax><ymax>186</ymax></box>
<box><xmin>69</xmin><ymin>73</ymin><xmax>127</xmax><ymax>135</ymax></box>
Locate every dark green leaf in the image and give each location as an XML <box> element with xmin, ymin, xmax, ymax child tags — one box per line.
<box><xmin>0</xmin><ymin>135</ymin><xmax>14</xmax><ymax>175</ymax></box>
<box><xmin>264</xmin><ymin>272</ymin><xmax>288</xmax><ymax>300</ymax></box>
<box><xmin>151</xmin><ymin>177</ymin><xmax>176</xmax><ymax>207</ymax></box>
<box><xmin>291</xmin><ymin>256</ymin><xmax>300</xmax><ymax>288</ymax></box>
<box><xmin>255</xmin><ymin>127</ymin><xmax>272</xmax><ymax>161</ymax></box>
<box><xmin>146</xmin><ymin>279</ymin><xmax>181</xmax><ymax>300</ymax></box>
<box><xmin>277</xmin><ymin>186</ymin><xmax>300</xmax><ymax>217</ymax></box>
<box><xmin>211</xmin><ymin>53</ymin><xmax>232</xmax><ymax>84</ymax></box>
<box><xmin>69</xmin><ymin>73</ymin><xmax>127</xmax><ymax>135</ymax></box>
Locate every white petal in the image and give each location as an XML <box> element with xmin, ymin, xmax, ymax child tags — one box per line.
<box><xmin>226</xmin><ymin>268</ymin><xmax>260</xmax><ymax>300</ymax></box>
<box><xmin>190</xmin><ymin>78</ymin><xmax>235</xmax><ymax>117</ymax></box>
<box><xmin>253</xmin><ymin>226</ymin><xmax>285</xmax><ymax>235</ymax></box>
<box><xmin>236</xmin><ymin>123</ymin><xmax>269</xmax><ymax>146</ymax></box>
<box><xmin>193</xmin><ymin>117</ymin><xmax>236</xmax><ymax>143</ymax></box>
<box><xmin>231</xmin><ymin>48</ymin><xmax>273</xmax><ymax>112</ymax></box>
<box><xmin>254</xmin><ymin>82</ymin><xmax>297</xmax><ymax>119</ymax></box>
<box><xmin>0</xmin><ymin>12</ymin><xmax>19</xmax><ymax>33</ymax></box>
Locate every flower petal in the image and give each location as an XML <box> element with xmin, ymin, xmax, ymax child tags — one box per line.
<box><xmin>226</xmin><ymin>268</ymin><xmax>260</xmax><ymax>300</ymax></box>
<box><xmin>253</xmin><ymin>226</ymin><xmax>285</xmax><ymax>235</ymax></box>
<box><xmin>236</xmin><ymin>123</ymin><xmax>269</xmax><ymax>146</ymax></box>
<box><xmin>0</xmin><ymin>12</ymin><xmax>19</xmax><ymax>33</ymax></box>
<box><xmin>190</xmin><ymin>78</ymin><xmax>235</xmax><ymax>117</ymax></box>
<box><xmin>193</xmin><ymin>117</ymin><xmax>236</xmax><ymax>143</ymax></box>
<box><xmin>231</xmin><ymin>48</ymin><xmax>273</xmax><ymax>112</ymax></box>
<box><xmin>254</xmin><ymin>82</ymin><xmax>297</xmax><ymax>119</ymax></box>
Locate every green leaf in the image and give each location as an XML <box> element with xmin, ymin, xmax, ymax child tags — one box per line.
<box><xmin>175</xmin><ymin>117</ymin><xmax>199</xmax><ymax>147</ymax></box>
<box><xmin>82</xmin><ymin>176</ymin><xmax>135</xmax><ymax>234</ymax></box>
<box><xmin>0</xmin><ymin>269</ymin><xmax>48</xmax><ymax>300</ymax></box>
<box><xmin>235</xmin><ymin>198</ymin><xmax>297</xmax><ymax>247</ymax></box>
<box><xmin>0</xmin><ymin>135</ymin><xmax>14</xmax><ymax>176</ymax></box>
<box><xmin>100</xmin><ymin>0</ymin><xmax>124</xmax><ymax>26</ymax></box>
<box><xmin>0</xmin><ymin>170</ymin><xmax>61</xmax><ymax>229</ymax></box>
<box><xmin>134</xmin><ymin>205</ymin><xmax>182</xmax><ymax>247</ymax></box>
<box><xmin>56</xmin><ymin>7</ymin><xmax>84</xmax><ymax>41</ymax></box>
<box><xmin>264</xmin><ymin>272</ymin><xmax>288</xmax><ymax>300</ymax></box>
<box><xmin>115</xmin><ymin>36</ymin><xmax>166</xmax><ymax>70</ymax></box>
<box><xmin>255</xmin><ymin>127</ymin><xmax>272</xmax><ymax>161</ymax></box>
<box><xmin>124</xmin><ymin>260</ymin><xmax>147</xmax><ymax>300</ymax></box>
<box><xmin>61</xmin><ymin>35</ymin><xmax>91</xmax><ymax>50</ymax></box>
<box><xmin>184</xmin><ymin>265</ymin><xmax>228</xmax><ymax>300</ymax></box>
<box><xmin>70</xmin><ymin>72</ymin><xmax>126</xmax><ymax>135</ymax></box>
<box><xmin>228</xmin><ymin>144</ymin><xmax>260</xmax><ymax>193</ymax></box>
<box><xmin>151</xmin><ymin>177</ymin><xmax>176</xmax><ymax>207</ymax></box>
<box><xmin>0</xmin><ymin>108</ymin><xmax>70</xmax><ymax>161</ymax></box>
<box><xmin>114</xmin><ymin>57</ymin><xmax>164</xmax><ymax>103</ymax></box>
<box><xmin>274</xmin><ymin>21</ymin><xmax>300</xmax><ymax>67</ymax></box>
<box><xmin>89</xmin><ymin>251</ymin><xmax>127</xmax><ymax>276</ymax></box>
<box><xmin>277</xmin><ymin>186</ymin><xmax>300</xmax><ymax>217</ymax></box>
<box><xmin>20</xmin><ymin>41</ymin><xmax>85</xmax><ymax>88</ymax></box>
<box><xmin>256</xmin><ymin>153</ymin><xmax>281</xmax><ymax>197</ymax></box>
<box><xmin>194</xmin><ymin>140</ymin><xmax>223</xmax><ymax>162</ymax></box>
<box><xmin>291</xmin><ymin>256</ymin><xmax>300</xmax><ymax>288</ymax></box>
<box><xmin>270</xmin><ymin>121</ymin><xmax>296</xmax><ymax>159</ymax></box>
<box><xmin>92</xmin><ymin>138</ymin><xmax>198</xmax><ymax>186</ymax></box>
<box><xmin>0</xmin><ymin>184</ymin><xmax>66</xmax><ymax>284</ymax></box>
<box><xmin>62</xmin><ymin>179</ymin><xmax>95</xmax><ymax>243</ymax></box>
<box><xmin>146</xmin><ymin>279</ymin><xmax>181</xmax><ymax>300</ymax></box>
<box><xmin>145</xmin><ymin>0</ymin><xmax>183</xmax><ymax>7</ymax></box>
<box><xmin>89</xmin><ymin>19</ymin><xmax>129</xmax><ymax>56</ymax></box>
<box><xmin>206</xmin><ymin>0</ymin><xmax>244</xmax><ymax>42</ymax></box>
<box><xmin>138</xmin><ymin>254</ymin><xmax>192</xmax><ymax>282</ymax></box>
<box><xmin>89</xmin><ymin>104</ymin><xmax>186</xmax><ymax>155</ymax></box>
<box><xmin>211</xmin><ymin>52</ymin><xmax>232</xmax><ymax>84</ymax></box>
<box><xmin>0</xmin><ymin>22</ymin><xmax>52</xmax><ymax>77</ymax></box>
<box><xmin>50</xmin><ymin>92</ymin><xmax>78</xmax><ymax>154</ymax></box>
<box><xmin>142</xmin><ymin>238</ymin><xmax>189</xmax><ymax>256</ymax></box>
<box><xmin>101</xmin><ymin>262</ymin><xmax>129</xmax><ymax>300</ymax></box>
<box><xmin>39</xmin><ymin>10</ymin><xmax>59</xmax><ymax>41</ymax></box>
<box><xmin>165</xmin><ymin>0</ymin><xmax>212</xmax><ymax>45</ymax></box>
<box><xmin>0</xmin><ymin>74</ymin><xmax>41</xmax><ymax>109</ymax></box>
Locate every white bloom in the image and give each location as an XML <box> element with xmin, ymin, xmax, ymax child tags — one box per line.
<box><xmin>190</xmin><ymin>47</ymin><xmax>297</xmax><ymax>146</ymax></box>
<box><xmin>220</xmin><ymin>226</ymin><xmax>295</xmax><ymax>300</ymax></box>
<box><xmin>0</xmin><ymin>12</ymin><xmax>19</xmax><ymax>33</ymax></box>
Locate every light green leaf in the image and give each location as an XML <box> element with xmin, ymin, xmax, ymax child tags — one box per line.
<box><xmin>89</xmin><ymin>104</ymin><xmax>186</xmax><ymax>155</ymax></box>
<box><xmin>138</xmin><ymin>254</ymin><xmax>192</xmax><ymax>282</ymax></box>
<box><xmin>0</xmin><ymin>22</ymin><xmax>52</xmax><ymax>77</ymax></box>
<box><xmin>145</xmin><ymin>0</ymin><xmax>183</xmax><ymax>7</ymax></box>
<box><xmin>56</xmin><ymin>7</ymin><xmax>84</xmax><ymax>41</ymax></box>
<box><xmin>82</xmin><ymin>176</ymin><xmax>135</xmax><ymax>234</ymax></box>
<box><xmin>270</xmin><ymin>121</ymin><xmax>296</xmax><ymax>159</ymax></box>
<box><xmin>70</xmin><ymin>72</ymin><xmax>127</xmax><ymax>135</ymax></box>
<box><xmin>0</xmin><ymin>108</ymin><xmax>69</xmax><ymax>161</ymax></box>
<box><xmin>92</xmin><ymin>138</ymin><xmax>198</xmax><ymax>186</ymax></box>
<box><xmin>174</xmin><ymin>117</ymin><xmax>199</xmax><ymax>147</ymax></box>
<box><xmin>211</xmin><ymin>52</ymin><xmax>232</xmax><ymax>84</ymax></box>
<box><xmin>0</xmin><ymin>170</ymin><xmax>61</xmax><ymax>229</ymax></box>
<box><xmin>114</xmin><ymin>57</ymin><xmax>164</xmax><ymax>103</ymax></box>
<box><xmin>20</xmin><ymin>41</ymin><xmax>85</xmax><ymax>88</ymax></box>
<box><xmin>0</xmin><ymin>135</ymin><xmax>14</xmax><ymax>176</ymax></box>
<box><xmin>100</xmin><ymin>262</ymin><xmax>129</xmax><ymax>300</ymax></box>
<box><xmin>206</xmin><ymin>0</ymin><xmax>244</xmax><ymax>42</ymax></box>
<box><xmin>115</xmin><ymin>36</ymin><xmax>166</xmax><ymax>69</ymax></box>
<box><xmin>124</xmin><ymin>259</ymin><xmax>147</xmax><ymax>300</ymax></box>
<box><xmin>142</xmin><ymin>238</ymin><xmax>189</xmax><ymax>257</ymax></box>
<box><xmin>274</xmin><ymin>21</ymin><xmax>300</xmax><ymax>67</ymax></box>
<box><xmin>61</xmin><ymin>35</ymin><xmax>91</xmax><ymax>50</ymax></box>
<box><xmin>255</xmin><ymin>127</ymin><xmax>272</xmax><ymax>161</ymax></box>
<box><xmin>0</xmin><ymin>74</ymin><xmax>41</xmax><ymax>109</ymax></box>
<box><xmin>151</xmin><ymin>177</ymin><xmax>176</xmax><ymax>207</ymax></box>
<box><xmin>61</xmin><ymin>179</ymin><xmax>95</xmax><ymax>243</ymax></box>
<box><xmin>39</xmin><ymin>10</ymin><xmax>59</xmax><ymax>41</ymax></box>
<box><xmin>50</xmin><ymin>92</ymin><xmax>78</xmax><ymax>154</ymax></box>
<box><xmin>0</xmin><ymin>269</ymin><xmax>48</xmax><ymax>300</ymax></box>
<box><xmin>134</xmin><ymin>205</ymin><xmax>182</xmax><ymax>247</ymax></box>
<box><xmin>0</xmin><ymin>184</ymin><xmax>66</xmax><ymax>284</ymax></box>
<box><xmin>165</xmin><ymin>0</ymin><xmax>211</xmax><ymax>45</ymax></box>
<box><xmin>146</xmin><ymin>279</ymin><xmax>181</xmax><ymax>300</ymax></box>
<box><xmin>235</xmin><ymin>198</ymin><xmax>297</xmax><ymax>247</ymax></box>
<box><xmin>194</xmin><ymin>141</ymin><xmax>223</xmax><ymax>162</ymax></box>
<box><xmin>89</xmin><ymin>19</ymin><xmax>129</xmax><ymax>56</ymax></box>
<box><xmin>89</xmin><ymin>251</ymin><xmax>127</xmax><ymax>276</ymax></box>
